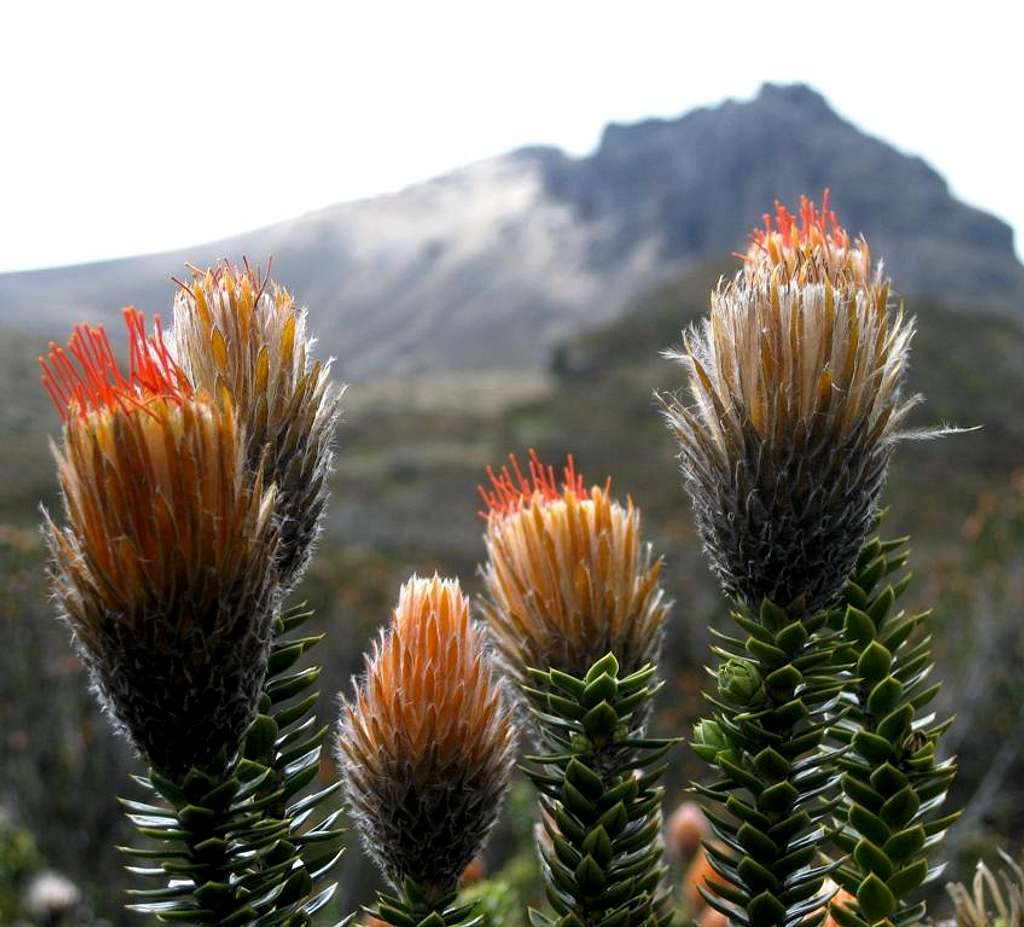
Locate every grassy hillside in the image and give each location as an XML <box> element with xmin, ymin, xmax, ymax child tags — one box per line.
<box><xmin>0</xmin><ymin>330</ymin><xmax>59</xmax><ymax>520</ymax></box>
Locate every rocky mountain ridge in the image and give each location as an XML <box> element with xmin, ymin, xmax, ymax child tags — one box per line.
<box><xmin>2</xmin><ymin>83</ymin><xmax>1020</xmax><ymax>380</ymax></box>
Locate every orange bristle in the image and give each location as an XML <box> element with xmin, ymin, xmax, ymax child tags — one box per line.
<box><xmin>748</xmin><ymin>188</ymin><xmax>850</xmax><ymax>257</ymax></box>
<box><xmin>39</xmin><ymin>308</ymin><xmax>192</xmax><ymax>422</ymax></box>
<box><xmin>478</xmin><ymin>449</ymin><xmax>588</xmax><ymax>517</ymax></box>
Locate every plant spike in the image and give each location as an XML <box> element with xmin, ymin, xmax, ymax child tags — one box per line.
<box><xmin>521</xmin><ymin>651</ymin><xmax>677</xmax><ymax>927</ymax></box>
<box><xmin>368</xmin><ymin>877</ymin><xmax>485</xmax><ymax>927</ymax></box>
<box><xmin>172</xmin><ymin>260</ymin><xmax>344</xmax><ymax>592</ymax></box>
<box><xmin>238</xmin><ymin>601</ymin><xmax>347</xmax><ymax>926</ymax></box>
<box><xmin>690</xmin><ymin>597</ymin><xmax>845</xmax><ymax>927</ymax></box>
<box><xmin>659</xmin><ymin>193</ymin><xmax>961</xmax><ymax>927</ymax></box>
<box><xmin>119</xmin><ymin>602</ymin><xmax>348</xmax><ymax>926</ymax></box>
<box><xmin>827</xmin><ymin>530</ymin><xmax>959</xmax><ymax>927</ymax></box>
<box><xmin>40</xmin><ymin>272</ymin><xmax>349</xmax><ymax>926</ymax></box>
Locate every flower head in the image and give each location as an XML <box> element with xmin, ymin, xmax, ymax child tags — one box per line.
<box><xmin>172</xmin><ymin>261</ymin><xmax>343</xmax><ymax>589</ymax></box>
<box><xmin>338</xmin><ymin>575</ymin><xmax>516</xmax><ymax>896</ymax></box>
<box><xmin>479</xmin><ymin>451</ymin><xmax>669</xmax><ymax>683</ymax></box>
<box><xmin>41</xmin><ymin>311</ymin><xmax>279</xmax><ymax>776</ymax></box>
<box><xmin>662</xmin><ymin>195</ymin><xmax>918</xmax><ymax>611</ymax></box>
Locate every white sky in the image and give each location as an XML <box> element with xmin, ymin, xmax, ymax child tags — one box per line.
<box><xmin>1</xmin><ymin>2</ymin><xmax>1020</xmax><ymax>273</ymax></box>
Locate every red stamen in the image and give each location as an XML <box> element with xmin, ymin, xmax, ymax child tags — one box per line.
<box><xmin>746</xmin><ymin>188</ymin><xmax>850</xmax><ymax>260</ymax></box>
<box><xmin>478</xmin><ymin>449</ymin><xmax>591</xmax><ymax>518</ymax></box>
<box><xmin>39</xmin><ymin>308</ymin><xmax>193</xmax><ymax>421</ymax></box>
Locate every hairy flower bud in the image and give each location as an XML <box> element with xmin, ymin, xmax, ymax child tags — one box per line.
<box><xmin>172</xmin><ymin>261</ymin><xmax>343</xmax><ymax>589</ymax></box>
<box><xmin>40</xmin><ymin>310</ymin><xmax>280</xmax><ymax>777</ymax></box>
<box><xmin>479</xmin><ymin>451</ymin><xmax>670</xmax><ymax>684</ymax></box>
<box><xmin>662</xmin><ymin>195</ymin><xmax>918</xmax><ymax>611</ymax></box>
<box><xmin>338</xmin><ymin>575</ymin><xmax>516</xmax><ymax>896</ymax></box>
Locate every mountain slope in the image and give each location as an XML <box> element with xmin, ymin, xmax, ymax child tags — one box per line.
<box><xmin>2</xmin><ymin>83</ymin><xmax>1021</xmax><ymax>380</ymax></box>
<box><xmin>529</xmin><ymin>84</ymin><xmax>1021</xmax><ymax>304</ymax></box>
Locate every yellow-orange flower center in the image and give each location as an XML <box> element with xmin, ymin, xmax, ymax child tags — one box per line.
<box><xmin>479</xmin><ymin>451</ymin><xmax>667</xmax><ymax>680</ymax></box>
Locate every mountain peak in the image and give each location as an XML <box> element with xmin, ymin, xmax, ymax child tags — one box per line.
<box><xmin>534</xmin><ymin>83</ymin><xmax>1017</xmax><ymax>289</ymax></box>
<box><xmin>1</xmin><ymin>85</ymin><xmax>1021</xmax><ymax>382</ymax></box>
<box><xmin>755</xmin><ymin>81</ymin><xmax>832</xmax><ymax>111</ymax></box>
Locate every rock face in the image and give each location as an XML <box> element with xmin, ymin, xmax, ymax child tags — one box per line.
<box><xmin>2</xmin><ymin>83</ymin><xmax>1021</xmax><ymax>379</ymax></box>
<box><xmin>529</xmin><ymin>83</ymin><xmax>1021</xmax><ymax>305</ymax></box>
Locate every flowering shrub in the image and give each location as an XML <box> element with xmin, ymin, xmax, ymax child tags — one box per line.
<box><xmin>36</xmin><ymin>196</ymin><xmax>967</xmax><ymax>927</ymax></box>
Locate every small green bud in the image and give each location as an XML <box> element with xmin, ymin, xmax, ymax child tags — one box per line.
<box><xmin>718</xmin><ymin>658</ymin><xmax>765</xmax><ymax>706</ymax></box>
<box><xmin>582</xmin><ymin>672</ymin><xmax>618</xmax><ymax>707</ymax></box>
<box><xmin>692</xmin><ymin>718</ymin><xmax>730</xmax><ymax>762</ymax></box>
<box><xmin>575</xmin><ymin>854</ymin><xmax>607</xmax><ymax>895</ymax></box>
<box><xmin>243</xmin><ymin>713</ymin><xmax>279</xmax><ymax>763</ymax></box>
<box><xmin>570</xmin><ymin>733</ymin><xmax>590</xmax><ymax>754</ymax></box>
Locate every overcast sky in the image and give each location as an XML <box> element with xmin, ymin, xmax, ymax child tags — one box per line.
<box><xmin>1</xmin><ymin>2</ymin><xmax>1019</xmax><ymax>272</ymax></box>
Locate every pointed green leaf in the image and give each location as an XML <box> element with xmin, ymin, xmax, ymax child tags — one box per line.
<box><xmin>857</xmin><ymin>873</ymin><xmax>896</xmax><ymax>922</ymax></box>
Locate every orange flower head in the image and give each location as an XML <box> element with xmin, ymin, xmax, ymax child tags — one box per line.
<box><xmin>479</xmin><ymin>451</ymin><xmax>669</xmax><ymax>685</ymax></box>
<box><xmin>744</xmin><ymin>190</ymin><xmax>880</xmax><ymax>292</ymax></box>
<box><xmin>172</xmin><ymin>260</ymin><xmax>343</xmax><ymax>588</ymax></box>
<box><xmin>41</xmin><ymin>312</ymin><xmax>280</xmax><ymax>776</ymax></box>
<box><xmin>338</xmin><ymin>575</ymin><xmax>516</xmax><ymax>895</ymax></box>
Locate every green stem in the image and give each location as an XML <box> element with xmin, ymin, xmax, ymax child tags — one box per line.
<box><xmin>828</xmin><ymin>533</ymin><xmax>959</xmax><ymax>927</ymax></box>
<box><xmin>371</xmin><ymin>877</ymin><xmax>478</xmax><ymax>927</ymax></box>
<box><xmin>521</xmin><ymin>652</ymin><xmax>676</xmax><ymax>927</ymax></box>
<box><xmin>121</xmin><ymin>762</ymin><xmax>259</xmax><ymax>925</ymax></box>
<box><xmin>118</xmin><ymin>602</ymin><xmax>344</xmax><ymax>927</ymax></box>
<box><xmin>236</xmin><ymin>601</ymin><xmax>345</xmax><ymax>925</ymax></box>
<box><xmin>692</xmin><ymin>598</ymin><xmax>843</xmax><ymax>927</ymax></box>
